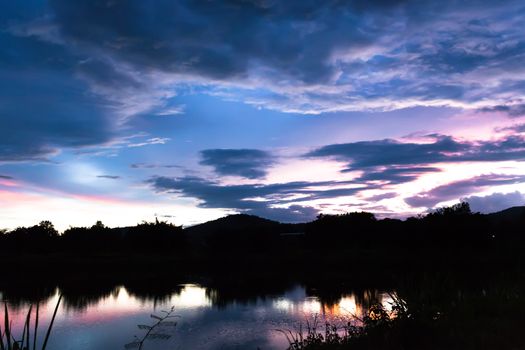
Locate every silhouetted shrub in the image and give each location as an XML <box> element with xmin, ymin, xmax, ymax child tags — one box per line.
<box><xmin>125</xmin><ymin>219</ymin><xmax>185</xmax><ymax>253</ymax></box>
<box><xmin>62</xmin><ymin>221</ymin><xmax>119</xmax><ymax>253</ymax></box>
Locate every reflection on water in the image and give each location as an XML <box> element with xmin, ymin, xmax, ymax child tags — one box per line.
<box><xmin>1</xmin><ymin>284</ymin><xmax>394</xmax><ymax>350</ymax></box>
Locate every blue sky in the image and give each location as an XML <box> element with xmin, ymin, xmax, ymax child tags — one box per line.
<box><xmin>1</xmin><ymin>0</ymin><xmax>525</xmax><ymax>230</ymax></box>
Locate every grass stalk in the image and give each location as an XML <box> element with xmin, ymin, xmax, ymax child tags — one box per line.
<box><xmin>21</xmin><ymin>305</ymin><xmax>32</xmax><ymax>350</ymax></box>
<box><xmin>33</xmin><ymin>302</ymin><xmax>39</xmax><ymax>350</ymax></box>
<box><xmin>41</xmin><ymin>295</ymin><xmax>62</xmax><ymax>350</ymax></box>
<box><xmin>0</xmin><ymin>323</ymin><xmax>5</xmax><ymax>350</ymax></box>
<box><xmin>4</xmin><ymin>303</ymin><xmax>11</xmax><ymax>350</ymax></box>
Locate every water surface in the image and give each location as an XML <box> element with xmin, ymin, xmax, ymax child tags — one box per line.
<box><xmin>2</xmin><ymin>283</ymin><xmax>395</xmax><ymax>350</ymax></box>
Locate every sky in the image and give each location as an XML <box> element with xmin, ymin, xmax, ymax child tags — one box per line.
<box><xmin>1</xmin><ymin>0</ymin><xmax>525</xmax><ymax>230</ymax></box>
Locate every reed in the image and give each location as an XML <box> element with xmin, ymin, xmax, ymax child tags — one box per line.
<box><xmin>278</xmin><ymin>294</ymin><xmax>406</xmax><ymax>350</ymax></box>
<box><xmin>0</xmin><ymin>296</ymin><xmax>62</xmax><ymax>350</ymax></box>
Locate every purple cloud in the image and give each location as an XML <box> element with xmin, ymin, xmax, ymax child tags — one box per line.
<box><xmin>462</xmin><ymin>191</ymin><xmax>525</xmax><ymax>213</ymax></box>
<box><xmin>307</xmin><ymin>134</ymin><xmax>525</xmax><ymax>170</ymax></box>
<box><xmin>481</xmin><ymin>104</ymin><xmax>525</xmax><ymax>118</ymax></box>
<box><xmin>365</xmin><ymin>192</ymin><xmax>398</xmax><ymax>202</ymax></box>
<box><xmin>199</xmin><ymin>149</ymin><xmax>275</xmax><ymax>179</ymax></box>
<box><xmin>496</xmin><ymin>123</ymin><xmax>525</xmax><ymax>133</ymax></box>
<box><xmin>405</xmin><ymin>174</ymin><xmax>525</xmax><ymax>208</ymax></box>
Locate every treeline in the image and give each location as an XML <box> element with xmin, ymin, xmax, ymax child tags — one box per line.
<box><xmin>306</xmin><ymin>202</ymin><xmax>525</xmax><ymax>256</ymax></box>
<box><xmin>1</xmin><ymin>202</ymin><xmax>524</xmax><ymax>259</ymax></box>
<box><xmin>0</xmin><ymin>219</ymin><xmax>185</xmax><ymax>254</ymax></box>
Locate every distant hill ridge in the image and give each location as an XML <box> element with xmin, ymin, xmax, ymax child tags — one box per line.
<box><xmin>184</xmin><ymin>214</ymin><xmax>281</xmax><ymax>234</ymax></box>
<box><xmin>185</xmin><ymin>213</ymin><xmax>304</xmax><ymax>234</ymax></box>
<box><xmin>183</xmin><ymin>206</ymin><xmax>525</xmax><ymax>234</ymax></box>
<box><xmin>183</xmin><ymin>214</ymin><xmax>305</xmax><ymax>248</ymax></box>
<box><xmin>487</xmin><ymin>206</ymin><xmax>525</xmax><ymax>222</ymax></box>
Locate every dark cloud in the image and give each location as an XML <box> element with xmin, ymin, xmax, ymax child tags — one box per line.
<box><xmin>200</xmin><ymin>149</ymin><xmax>274</xmax><ymax>179</ymax></box>
<box><xmin>130</xmin><ymin>163</ymin><xmax>181</xmax><ymax>169</ymax></box>
<box><xmin>96</xmin><ymin>175</ymin><xmax>121</xmax><ymax>180</ymax></box>
<box><xmin>0</xmin><ymin>0</ymin><xmax>522</xmax><ymax>161</ymax></box>
<box><xmin>147</xmin><ymin>175</ymin><xmax>369</xmax><ymax>222</ymax></box>
<box><xmin>365</xmin><ymin>192</ymin><xmax>398</xmax><ymax>202</ymax></box>
<box><xmin>76</xmin><ymin>58</ymin><xmax>144</xmax><ymax>91</ymax></box>
<box><xmin>480</xmin><ymin>104</ymin><xmax>525</xmax><ymax>118</ymax></box>
<box><xmin>405</xmin><ymin>174</ymin><xmax>525</xmax><ymax>208</ymax></box>
<box><xmin>306</xmin><ymin>134</ymin><xmax>525</xmax><ymax>170</ymax></box>
<box><xmin>355</xmin><ymin>166</ymin><xmax>441</xmax><ymax>184</ymax></box>
<box><xmin>0</xmin><ymin>175</ymin><xmax>14</xmax><ymax>180</ymax></box>
<box><xmin>0</xmin><ymin>74</ymin><xmax>116</xmax><ymax>161</ymax></box>
<box><xmin>249</xmin><ymin>205</ymin><xmax>319</xmax><ymax>223</ymax></box>
<box><xmin>148</xmin><ymin>176</ymin><xmax>366</xmax><ymax>207</ymax></box>
<box><xmin>462</xmin><ymin>191</ymin><xmax>525</xmax><ymax>214</ymax></box>
<box><xmin>47</xmin><ymin>0</ymin><xmax>371</xmax><ymax>83</ymax></box>
<box><xmin>0</xmin><ymin>30</ymin><xmax>117</xmax><ymax>161</ymax></box>
<box><xmin>306</xmin><ymin>135</ymin><xmax>466</xmax><ymax>168</ymax></box>
<box><xmin>496</xmin><ymin>123</ymin><xmax>525</xmax><ymax>133</ymax></box>
<box><xmin>31</xmin><ymin>0</ymin><xmax>525</xmax><ymax>114</ymax></box>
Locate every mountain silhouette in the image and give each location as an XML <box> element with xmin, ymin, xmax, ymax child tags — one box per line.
<box><xmin>488</xmin><ymin>206</ymin><xmax>525</xmax><ymax>222</ymax></box>
<box><xmin>184</xmin><ymin>214</ymin><xmax>304</xmax><ymax>250</ymax></box>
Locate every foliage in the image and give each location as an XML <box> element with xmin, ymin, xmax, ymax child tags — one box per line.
<box><xmin>0</xmin><ymin>219</ymin><xmax>186</xmax><ymax>254</ymax></box>
<box><xmin>126</xmin><ymin>219</ymin><xmax>185</xmax><ymax>253</ymax></box>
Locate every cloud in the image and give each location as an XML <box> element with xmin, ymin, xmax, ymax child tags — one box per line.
<box><xmin>462</xmin><ymin>191</ymin><xmax>525</xmax><ymax>213</ymax></box>
<box><xmin>6</xmin><ymin>0</ymin><xmax>519</xmax><ymax>115</ymax></box>
<box><xmin>199</xmin><ymin>149</ymin><xmax>275</xmax><ymax>179</ymax></box>
<box><xmin>0</xmin><ymin>0</ymin><xmax>523</xmax><ymax>164</ymax></box>
<box><xmin>496</xmin><ymin>123</ymin><xmax>525</xmax><ymax>133</ymax></box>
<box><xmin>130</xmin><ymin>163</ymin><xmax>181</xmax><ymax>169</ymax></box>
<box><xmin>480</xmin><ymin>104</ymin><xmax>525</xmax><ymax>118</ymax></box>
<box><xmin>147</xmin><ymin>175</ymin><xmax>369</xmax><ymax>222</ymax></box>
<box><xmin>156</xmin><ymin>105</ymin><xmax>185</xmax><ymax>116</ymax></box>
<box><xmin>96</xmin><ymin>175</ymin><xmax>121</xmax><ymax>180</ymax></box>
<box><xmin>306</xmin><ymin>135</ymin><xmax>467</xmax><ymax>168</ymax></box>
<box><xmin>0</xmin><ymin>27</ymin><xmax>118</xmax><ymax>162</ymax></box>
<box><xmin>0</xmin><ymin>175</ymin><xmax>14</xmax><ymax>180</ymax></box>
<box><xmin>74</xmin><ymin>57</ymin><xmax>175</xmax><ymax>119</ymax></box>
<box><xmin>148</xmin><ymin>176</ymin><xmax>366</xmax><ymax>207</ymax></box>
<box><xmin>365</xmin><ymin>192</ymin><xmax>398</xmax><ymax>202</ymax></box>
<box><xmin>147</xmin><ymin>137</ymin><xmax>525</xmax><ymax>220</ymax></box>
<box><xmin>127</xmin><ymin>137</ymin><xmax>170</xmax><ymax>148</ymax></box>
<box><xmin>0</xmin><ymin>68</ymin><xmax>116</xmax><ymax>161</ymax></box>
<box><xmin>0</xmin><ymin>11</ymin><xmax>179</xmax><ymax>162</ymax></box>
<box><xmin>405</xmin><ymin>174</ymin><xmax>525</xmax><ymax>208</ymax></box>
<box><xmin>306</xmin><ymin>134</ymin><xmax>525</xmax><ymax>171</ymax></box>
<box><xmin>355</xmin><ymin>166</ymin><xmax>441</xmax><ymax>185</ymax></box>
<box><xmin>247</xmin><ymin>204</ymin><xmax>320</xmax><ymax>223</ymax></box>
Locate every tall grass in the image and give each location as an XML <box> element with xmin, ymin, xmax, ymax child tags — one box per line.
<box><xmin>0</xmin><ymin>295</ymin><xmax>62</xmax><ymax>350</ymax></box>
<box><xmin>277</xmin><ymin>314</ymin><xmax>364</xmax><ymax>350</ymax></box>
<box><xmin>279</xmin><ymin>293</ymin><xmax>407</xmax><ymax>350</ymax></box>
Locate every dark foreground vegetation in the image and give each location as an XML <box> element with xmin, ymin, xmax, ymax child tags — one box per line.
<box><xmin>1</xmin><ymin>202</ymin><xmax>524</xmax><ymax>267</ymax></box>
<box><xmin>284</xmin><ymin>275</ymin><xmax>525</xmax><ymax>350</ymax></box>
